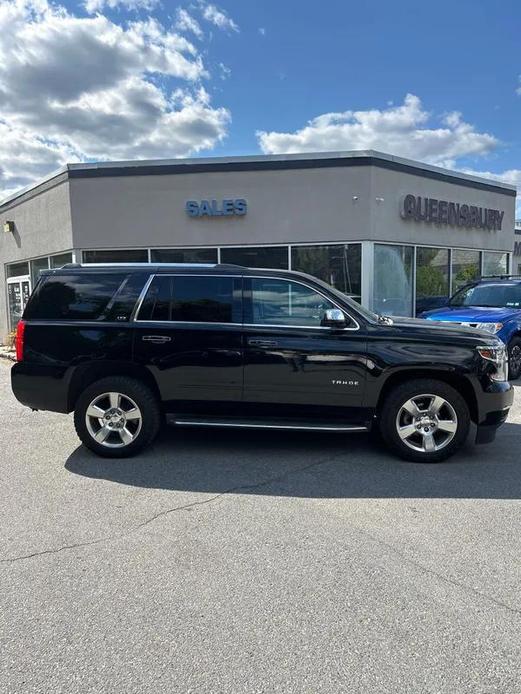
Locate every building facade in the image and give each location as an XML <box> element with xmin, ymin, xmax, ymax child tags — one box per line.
<box><xmin>0</xmin><ymin>150</ymin><xmax>516</xmax><ymax>341</ymax></box>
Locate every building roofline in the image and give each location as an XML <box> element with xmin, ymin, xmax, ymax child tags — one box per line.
<box><xmin>0</xmin><ymin>149</ymin><xmax>517</xmax><ymax>210</ymax></box>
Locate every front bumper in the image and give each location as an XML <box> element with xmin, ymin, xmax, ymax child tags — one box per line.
<box><xmin>474</xmin><ymin>380</ymin><xmax>513</xmax><ymax>445</ymax></box>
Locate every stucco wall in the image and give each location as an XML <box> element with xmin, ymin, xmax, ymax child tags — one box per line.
<box><xmin>69</xmin><ymin>165</ymin><xmax>515</xmax><ymax>254</ymax></box>
<box><xmin>69</xmin><ymin>167</ymin><xmax>373</xmax><ymax>249</ymax></box>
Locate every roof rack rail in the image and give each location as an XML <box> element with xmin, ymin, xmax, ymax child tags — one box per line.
<box><xmin>51</xmin><ymin>262</ymin><xmax>249</xmax><ymax>270</ymax></box>
<box><xmin>214</xmin><ymin>263</ymin><xmax>246</xmax><ymax>270</ymax></box>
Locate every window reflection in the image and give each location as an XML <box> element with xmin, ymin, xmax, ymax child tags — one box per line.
<box><xmin>416</xmin><ymin>247</ymin><xmax>449</xmax><ymax>315</ymax></box>
<box><xmin>482</xmin><ymin>252</ymin><xmax>508</xmax><ymax>277</ymax></box>
<box><xmin>374</xmin><ymin>244</ymin><xmax>413</xmax><ymax>316</ymax></box>
<box><xmin>291</xmin><ymin>244</ymin><xmax>361</xmax><ymax>301</ymax></box>
<box><xmin>452</xmin><ymin>250</ymin><xmax>481</xmax><ymax>292</ymax></box>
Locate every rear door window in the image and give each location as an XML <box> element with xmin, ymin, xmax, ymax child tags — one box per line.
<box><xmin>24</xmin><ymin>273</ymin><xmax>128</xmax><ymax>320</ymax></box>
<box><xmin>137</xmin><ymin>275</ymin><xmax>241</xmax><ymax>323</ymax></box>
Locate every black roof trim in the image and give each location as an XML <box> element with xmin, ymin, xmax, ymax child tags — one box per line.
<box><xmin>65</xmin><ymin>156</ymin><xmax>516</xmax><ymax>197</ymax></box>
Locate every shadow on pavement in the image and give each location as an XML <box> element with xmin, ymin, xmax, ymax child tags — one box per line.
<box><xmin>65</xmin><ymin>420</ymin><xmax>521</xmax><ymax>500</ymax></box>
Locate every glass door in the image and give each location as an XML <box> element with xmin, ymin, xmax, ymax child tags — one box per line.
<box><xmin>7</xmin><ymin>275</ymin><xmax>31</xmax><ymax>332</ymax></box>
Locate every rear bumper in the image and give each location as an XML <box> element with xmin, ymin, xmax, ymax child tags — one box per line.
<box><xmin>474</xmin><ymin>380</ymin><xmax>513</xmax><ymax>445</ymax></box>
<box><xmin>11</xmin><ymin>362</ymin><xmax>70</xmax><ymax>413</ymax></box>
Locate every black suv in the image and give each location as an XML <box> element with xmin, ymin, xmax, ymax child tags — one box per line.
<box><xmin>11</xmin><ymin>263</ymin><xmax>513</xmax><ymax>463</ymax></box>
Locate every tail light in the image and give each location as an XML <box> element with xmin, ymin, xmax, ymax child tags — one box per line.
<box><xmin>15</xmin><ymin>320</ymin><xmax>26</xmax><ymax>361</ymax></box>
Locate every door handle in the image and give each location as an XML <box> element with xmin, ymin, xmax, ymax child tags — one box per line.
<box><xmin>142</xmin><ymin>335</ymin><xmax>172</xmax><ymax>344</ymax></box>
<box><xmin>248</xmin><ymin>338</ymin><xmax>278</xmax><ymax>347</ymax></box>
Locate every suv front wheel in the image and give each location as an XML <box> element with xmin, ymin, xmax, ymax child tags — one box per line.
<box><xmin>379</xmin><ymin>379</ymin><xmax>470</xmax><ymax>463</ymax></box>
<box><xmin>74</xmin><ymin>376</ymin><xmax>161</xmax><ymax>458</ymax></box>
<box><xmin>507</xmin><ymin>337</ymin><xmax>521</xmax><ymax>381</ymax></box>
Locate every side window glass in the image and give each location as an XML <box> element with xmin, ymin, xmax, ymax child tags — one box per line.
<box><xmin>250</xmin><ymin>278</ymin><xmax>334</xmax><ymax>326</ymax></box>
<box><xmin>172</xmin><ymin>276</ymin><xmax>237</xmax><ymax>323</ymax></box>
<box><xmin>137</xmin><ymin>276</ymin><xmax>240</xmax><ymax>323</ymax></box>
<box><xmin>24</xmin><ymin>273</ymin><xmax>126</xmax><ymax>320</ymax></box>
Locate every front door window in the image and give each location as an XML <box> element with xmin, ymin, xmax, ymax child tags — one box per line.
<box><xmin>248</xmin><ymin>278</ymin><xmax>335</xmax><ymax>327</ymax></box>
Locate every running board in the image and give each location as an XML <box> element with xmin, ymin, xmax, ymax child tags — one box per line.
<box><xmin>168</xmin><ymin>416</ymin><xmax>369</xmax><ymax>433</ymax></box>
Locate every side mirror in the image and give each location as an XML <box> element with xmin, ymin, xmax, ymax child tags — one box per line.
<box><xmin>321</xmin><ymin>308</ymin><xmax>348</xmax><ymax>328</ymax></box>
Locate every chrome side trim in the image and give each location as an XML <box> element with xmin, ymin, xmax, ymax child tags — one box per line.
<box><xmin>135</xmin><ymin>320</ymin><xmax>243</xmax><ymax>327</ymax></box>
<box><xmin>173</xmin><ymin>420</ymin><xmax>368</xmax><ymax>432</ymax></box>
<box><xmin>130</xmin><ymin>274</ymin><xmax>155</xmax><ymax>321</ymax></box>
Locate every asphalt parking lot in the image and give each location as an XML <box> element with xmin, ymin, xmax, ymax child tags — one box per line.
<box><xmin>1</xmin><ymin>360</ymin><xmax>521</xmax><ymax>693</ymax></box>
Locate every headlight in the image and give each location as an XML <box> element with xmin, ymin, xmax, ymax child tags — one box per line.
<box><xmin>477</xmin><ymin>345</ymin><xmax>508</xmax><ymax>382</ymax></box>
<box><xmin>475</xmin><ymin>322</ymin><xmax>503</xmax><ymax>334</ymax></box>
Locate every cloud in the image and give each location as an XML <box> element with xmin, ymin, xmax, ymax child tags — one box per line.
<box><xmin>85</xmin><ymin>0</ymin><xmax>159</xmax><ymax>12</ymax></box>
<box><xmin>218</xmin><ymin>62</ymin><xmax>231</xmax><ymax>80</ymax></box>
<box><xmin>201</xmin><ymin>2</ymin><xmax>239</xmax><ymax>32</ymax></box>
<box><xmin>0</xmin><ymin>0</ymin><xmax>230</xmax><ymax>200</ymax></box>
<box><xmin>258</xmin><ymin>27</ymin><xmax>266</xmax><ymax>36</ymax></box>
<box><xmin>257</xmin><ymin>94</ymin><xmax>498</xmax><ymax>169</ymax></box>
<box><xmin>175</xmin><ymin>7</ymin><xmax>203</xmax><ymax>39</ymax></box>
<box><xmin>517</xmin><ymin>75</ymin><xmax>521</xmax><ymax>96</ymax></box>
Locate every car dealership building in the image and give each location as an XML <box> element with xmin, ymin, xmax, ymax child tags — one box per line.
<box><xmin>0</xmin><ymin>149</ymin><xmax>516</xmax><ymax>341</ymax></box>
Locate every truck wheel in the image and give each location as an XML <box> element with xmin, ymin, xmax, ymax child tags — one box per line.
<box><xmin>74</xmin><ymin>376</ymin><xmax>161</xmax><ymax>458</ymax></box>
<box><xmin>507</xmin><ymin>337</ymin><xmax>521</xmax><ymax>380</ymax></box>
<box><xmin>379</xmin><ymin>379</ymin><xmax>470</xmax><ymax>463</ymax></box>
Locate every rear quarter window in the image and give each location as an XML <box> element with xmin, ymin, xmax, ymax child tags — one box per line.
<box><xmin>24</xmin><ymin>273</ymin><xmax>130</xmax><ymax>321</ymax></box>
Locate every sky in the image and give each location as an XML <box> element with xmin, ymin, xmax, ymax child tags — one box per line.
<box><xmin>0</xmin><ymin>0</ymin><xmax>520</xmax><ymax>212</ymax></box>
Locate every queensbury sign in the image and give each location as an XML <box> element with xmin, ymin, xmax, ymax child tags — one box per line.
<box><xmin>186</xmin><ymin>199</ymin><xmax>247</xmax><ymax>218</ymax></box>
<box><xmin>401</xmin><ymin>194</ymin><xmax>504</xmax><ymax>231</ymax></box>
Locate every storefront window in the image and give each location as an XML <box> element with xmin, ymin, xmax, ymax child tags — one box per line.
<box><xmin>6</xmin><ymin>261</ymin><xmax>29</xmax><ymax>278</ymax></box>
<box><xmin>415</xmin><ymin>247</ymin><xmax>450</xmax><ymax>315</ymax></box>
<box><xmin>482</xmin><ymin>252</ymin><xmax>508</xmax><ymax>277</ymax></box>
<box><xmin>150</xmin><ymin>248</ymin><xmax>218</xmax><ymax>264</ymax></box>
<box><xmin>30</xmin><ymin>257</ymin><xmax>50</xmax><ymax>286</ymax></box>
<box><xmin>220</xmin><ymin>246</ymin><xmax>289</xmax><ymax>269</ymax></box>
<box><xmin>452</xmin><ymin>250</ymin><xmax>481</xmax><ymax>292</ymax></box>
<box><xmin>291</xmin><ymin>244</ymin><xmax>361</xmax><ymax>302</ymax></box>
<box><xmin>50</xmin><ymin>252</ymin><xmax>73</xmax><ymax>268</ymax></box>
<box><xmin>82</xmin><ymin>249</ymin><xmax>148</xmax><ymax>264</ymax></box>
<box><xmin>374</xmin><ymin>244</ymin><xmax>413</xmax><ymax>316</ymax></box>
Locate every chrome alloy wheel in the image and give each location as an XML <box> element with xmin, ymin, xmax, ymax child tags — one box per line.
<box><xmin>85</xmin><ymin>392</ymin><xmax>142</xmax><ymax>448</ymax></box>
<box><xmin>395</xmin><ymin>393</ymin><xmax>458</xmax><ymax>454</ymax></box>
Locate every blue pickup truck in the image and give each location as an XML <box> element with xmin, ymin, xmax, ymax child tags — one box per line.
<box><xmin>420</xmin><ymin>276</ymin><xmax>521</xmax><ymax>380</ymax></box>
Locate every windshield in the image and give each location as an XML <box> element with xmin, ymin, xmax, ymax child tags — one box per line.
<box><xmin>449</xmin><ymin>282</ymin><xmax>521</xmax><ymax>308</ymax></box>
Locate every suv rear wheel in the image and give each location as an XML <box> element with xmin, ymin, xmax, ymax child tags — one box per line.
<box><xmin>74</xmin><ymin>376</ymin><xmax>161</xmax><ymax>458</ymax></box>
<box><xmin>379</xmin><ymin>379</ymin><xmax>470</xmax><ymax>463</ymax></box>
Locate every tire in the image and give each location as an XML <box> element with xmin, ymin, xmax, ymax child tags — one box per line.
<box><xmin>74</xmin><ymin>376</ymin><xmax>161</xmax><ymax>458</ymax></box>
<box><xmin>507</xmin><ymin>337</ymin><xmax>521</xmax><ymax>381</ymax></box>
<box><xmin>378</xmin><ymin>379</ymin><xmax>470</xmax><ymax>463</ymax></box>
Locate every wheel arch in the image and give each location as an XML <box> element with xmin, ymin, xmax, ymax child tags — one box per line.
<box><xmin>67</xmin><ymin>360</ymin><xmax>161</xmax><ymax>412</ymax></box>
<box><xmin>375</xmin><ymin>369</ymin><xmax>478</xmax><ymax>423</ymax></box>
